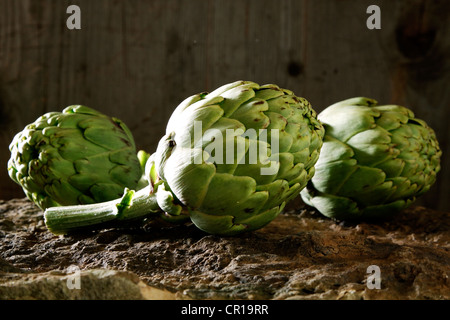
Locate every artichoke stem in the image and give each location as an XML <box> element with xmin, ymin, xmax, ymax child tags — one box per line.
<box><xmin>44</xmin><ymin>186</ymin><xmax>160</xmax><ymax>235</ymax></box>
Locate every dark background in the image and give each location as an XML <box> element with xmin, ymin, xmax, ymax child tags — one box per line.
<box><xmin>0</xmin><ymin>0</ymin><xmax>448</xmax><ymax>211</ymax></box>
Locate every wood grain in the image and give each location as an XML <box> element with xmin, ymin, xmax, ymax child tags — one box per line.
<box><xmin>1</xmin><ymin>0</ymin><xmax>449</xmax><ymax>210</ymax></box>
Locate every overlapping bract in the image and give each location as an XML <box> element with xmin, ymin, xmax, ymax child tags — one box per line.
<box><xmin>8</xmin><ymin>105</ymin><xmax>142</xmax><ymax>209</ymax></box>
<box><xmin>152</xmin><ymin>80</ymin><xmax>324</xmax><ymax>235</ymax></box>
<box><xmin>300</xmin><ymin>97</ymin><xmax>442</xmax><ymax>220</ymax></box>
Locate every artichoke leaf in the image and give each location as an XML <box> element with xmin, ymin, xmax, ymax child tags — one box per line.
<box><xmin>200</xmin><ymin>173</ymin><xmax>257</xmax><ymax>213</ymax></box>
<box><xmin>266</xmin><ymin>95</ymin><xmax>295</xmax><ymax>119</ymax></box>
<box><xmin>163</xmin><ymin>147</ymin><xmax>215</xmax><ymax>208</ymax></box>
<box><xmin>376</xmin><ymin>158</ymin><xmax>405</xmax><ymax>178</ymax></box>
<box><xmin>172</xmin><ymin>104</ymin><xmax>224</xmax><ymax>149</ymax></box>
<box><xmin>315</xmin><ymin>136</ymin><xmax>353</xmax><ymax>165</ymax></box>
<box><xmin>361</xmin><ymin>199</ymin><xmax>411</xmax><ymax>219</ymax></box>
<box><xmin>385</xmin><ymin>176</ymin><xmax>418</xmax><ymax>201</ymax></box>
<box><xmin>312</xmin><ymin>159</ymin><xmax>358</xmax><ymax>194</ymax></box>
<box><xmin>254</xmin><ymin>85</ymin><xmax>285</xmax><ymax>101</ymax></box>
<box><xmin>319</xmin><ymin>105</ymin><xmax>379</xmax><ymax>142</ymax></box>
<box><xmin>218</xmin><ymin>83</ymin><xmax>258</xmax><ymax>117</ymax></box>
<box><xmin>214</xmin><ymin>134</ymin><xmax>248</xmax><ymax>174</ymax></box>
<box><xmin>307</xmin><ymin>191</ymin><xmax>361</xmax><ymax>220</ymax></box>
<box><xmin>256</xmin><ymin>179</ymin><xmax>291</xmax><ymax>211</ymax></box>
<box><xmin>228</xmin><ymin>98</ymin><xmax>271</xmax><ymax>131</ymax></box>
<box><xmin>236</xmin><ymin>205</ymin><xmax>283</xmax><ymax>232</ymax></box>
<box><xmin>189</xmin><ymin>210</ymin><xmax>248</xmax><ymax>236</ymax></box>
<box><xmin>338</xmin><ymin>165</ymin><xmax>386</xmax><ymax>197</ymax></box>
<box><xmin>350</xmin><ymin>144</ymin><xmax>394</xmax><ymax>167</ymax></box>
<box><xmin>166</xmin><ymin>94</ymin><xmax>205</xmax><ymax>132</ymax></box>
<box><xmin>156</xmin><ymin>183</ymin><xmax>183</xmax><ymax>216</ymax></box>
<box><xmin>375</xmin><ymin>109</ymin><xmax>410</xmax><ymax>131</ymax></box>
<box><xmin>350</xmin><ymin>180</ymin><xmax>394</xmax><ymax>205</ymax></box>
<box><xmin>207</xmin><ymin>80</ymin><xmax>257</xmax><ymax>99</ymax></box>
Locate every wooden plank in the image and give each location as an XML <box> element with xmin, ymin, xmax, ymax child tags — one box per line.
<box><xmin>0</xmin><ymin>0</ymin><xmax>448</xmax><ymax>211</ymax></box>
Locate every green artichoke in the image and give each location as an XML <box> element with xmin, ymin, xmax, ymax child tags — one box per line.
<box><xmin>8</xmin><ymin>105</ymin><xmax>143</xmax><ymax>210</ymax></box>
<box><xmin>44</xmin><ymin>81</ymin><xmax>324</xmax><ymax>235</ymax></box>
<box><xmin>300</xmin><ymin>97</ymin><xmax>442</xmax><ymax>220</ymax></box>
<box><xmin>151</xmin><ymin>80</ymin><xmax>324</xmax><ymax>235</ymax></box>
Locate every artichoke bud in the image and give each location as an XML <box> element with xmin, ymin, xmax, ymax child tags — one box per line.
<box><xmin>153</xmin><ymin>81</ymin><xmax>324</xmax><ymax>235</ymax></box>
<box><xmin>300</xmin><ymin>97</ymin><xmax>442</xmax><ymax>220</ymax></box>
<box><xmin>8</xmin><ymin>105</ymin><xmax>143</xmax><ymax>210</ymax></box>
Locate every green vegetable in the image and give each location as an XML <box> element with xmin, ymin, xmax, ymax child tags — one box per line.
<box><xmin>300</xmin><ymin>97</ymin><xmax>442</xmax><ymax>220</ymax></box>
<box><xmin>8</xmin><ymin>105</ymin><xmax>143</xmax><ymax>210</ymax></box>
<box><xmin>44</xmin><ymin>81</ymin><xmax>324</xmax><ymax>235</ymax></box>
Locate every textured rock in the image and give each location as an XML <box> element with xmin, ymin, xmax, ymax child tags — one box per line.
<box><xmin>0</xmin><ymin>266</ymin><xmax>175</xmax><ymax>300</ymax></box>
<box><xmin>0</xmin><ymin>197</ymin><xmax>449</xmax><ymax>300</ymax></box>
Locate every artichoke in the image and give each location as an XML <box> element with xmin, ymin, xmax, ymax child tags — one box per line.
<box><xmin>300</xmin><ymin>97</ymin><xmax>442</xmax><ymax>220</ymax></box>
<box><xmin>8</xmin><ymin>105</ymin><xmax>143</xmax><ymax>210</ymax></box>
<box><xmin>44</xmin><ymin>81</ymin><xmax>324</xmax><ymax>235</ymax></box>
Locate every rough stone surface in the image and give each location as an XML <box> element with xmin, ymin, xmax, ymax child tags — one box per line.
<box><xmin>0</xmin><ymin>267</ymin><xmax>171</xmax><ymax>300</ymax></box>
<box><xmin>0</xmin><ymin>197</ymin><xmax>449</xmax><ymax>300</ymax></box>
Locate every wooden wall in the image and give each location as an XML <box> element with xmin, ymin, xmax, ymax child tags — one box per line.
<box><xmin>1</xmin><ymin>0</ymin><xmax>449</xmax><ymax>211</ymax></box>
